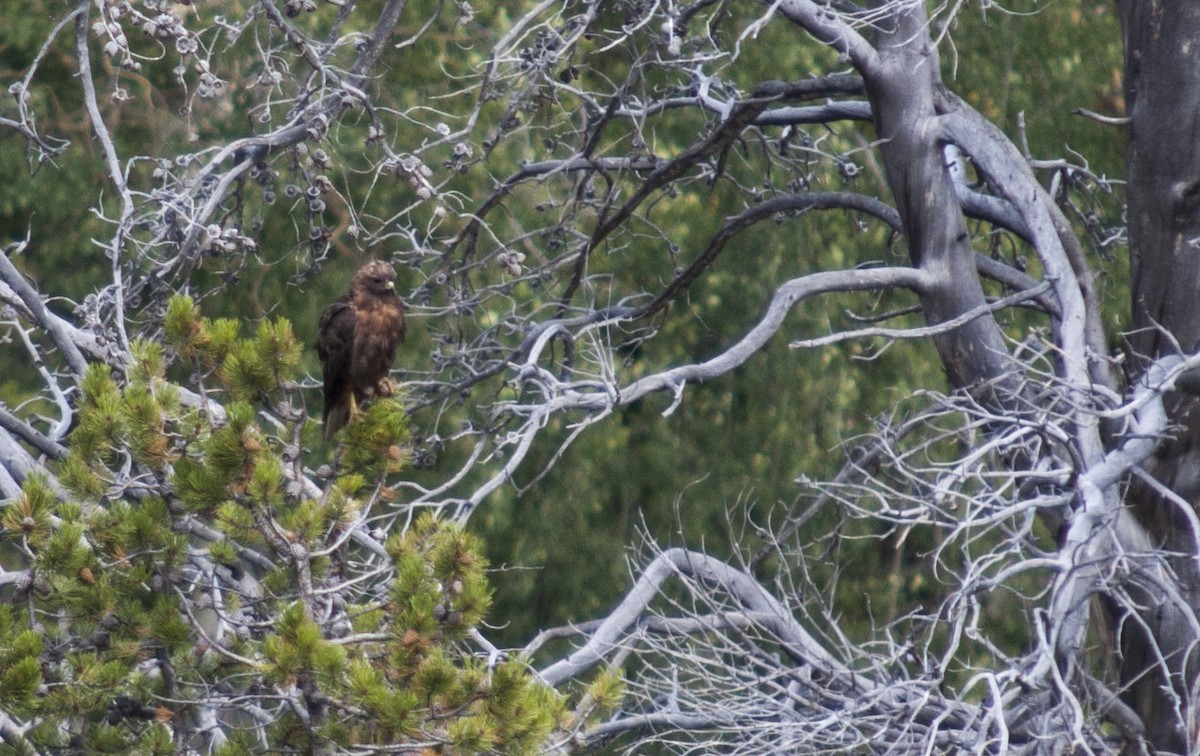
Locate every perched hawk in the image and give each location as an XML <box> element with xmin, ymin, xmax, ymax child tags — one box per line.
<box><xmin>315</xmin><ymin>261</ymin><xmax>406</xmax><ymax>439</ymax></box>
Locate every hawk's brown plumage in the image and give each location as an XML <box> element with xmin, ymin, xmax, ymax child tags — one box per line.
<box><xmin>315</xmin><ymin>261</ymin><xmax>406</xmax><ymax>439</ymax></box>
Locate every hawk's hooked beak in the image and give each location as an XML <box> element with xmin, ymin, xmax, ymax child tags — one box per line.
<box><xmin>385</xmin><ymin>281</ymin><xmax>395</xmax><ymax>289</ymax></box>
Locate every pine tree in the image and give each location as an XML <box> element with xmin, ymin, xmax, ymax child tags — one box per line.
<box><xmin>0</xmin><ymin>296</ymin><xmax>609</xmax><ymax>754</ymax></box>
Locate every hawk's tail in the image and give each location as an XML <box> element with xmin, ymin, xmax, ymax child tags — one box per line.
<box><xmin>323</xmin><ymin>395</ymin><xmax>357</xmax><ymax>440</ymax></box>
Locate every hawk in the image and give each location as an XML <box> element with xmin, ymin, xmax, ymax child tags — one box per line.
<box><xmin>315</xmin><ymin>261</ymin><xmax>406</xmax><ymax>439</ymax></box>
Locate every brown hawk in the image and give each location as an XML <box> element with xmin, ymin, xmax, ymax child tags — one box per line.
<box><xmin>315</xmin><ymin>261</ymin><xmax>406</xmax><ymax>439</ymax></box>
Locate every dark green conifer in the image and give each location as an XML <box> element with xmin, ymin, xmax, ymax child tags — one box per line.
<box><xmin>0</xmin><ymin>295</ymin><xmax>597</xmax><ymax>754</ymax></box>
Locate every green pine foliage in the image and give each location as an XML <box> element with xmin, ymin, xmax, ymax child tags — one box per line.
<box><xmin>340</xmin><ymin>398</ymin><xmax>413</xmax><ymax>475</ymax></box>
<box><xmin>0</xmin><ymin>607</ymin><xmax>42</xmax><ymax>712</ymax></box>
<box><xmin>0</xmin><ymin>295</ymin><xmax>588</xmax><ymax>753</ymax></box>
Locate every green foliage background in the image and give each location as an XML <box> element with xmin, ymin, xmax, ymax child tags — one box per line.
<box><xmin>0</xmin><ymin>0</ymin><xmax>1124</xmax><ymax>699</ymax></box>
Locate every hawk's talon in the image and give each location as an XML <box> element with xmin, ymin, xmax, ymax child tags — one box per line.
<box><xmin>376</xmin><ymin>377</ymin><xmax>396</xmax><ymax>397</ymax></box>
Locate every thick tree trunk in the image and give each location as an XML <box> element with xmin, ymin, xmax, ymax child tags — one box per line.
<box><xmin>864</xmin><ymin>6</ymin><xmax>1018</xmax><ymax>398</ymax></box>
<box><xmin>1119</xmin><ymin>2</ymin><xmax>1200</xmax><ymax>750</ymax></box>
<box><xmin>1123</xmin><ymin>2</ymin><xmax>1200</xmax><ymax>368</ymax></box>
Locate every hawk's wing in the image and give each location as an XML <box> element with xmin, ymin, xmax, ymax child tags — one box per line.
<box><xmin>316</xmin><ymin>298</ymin><xmax>356</xmax><ymax>438</ymax></box>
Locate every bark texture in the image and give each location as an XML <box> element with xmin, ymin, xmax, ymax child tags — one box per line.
<box><xmin>1120</xmin><ymin>2</ymin><xmax>1200</xmax><ymax>749</ymax></box>
<box><xmin>865</xmin><ymin>7</ymin><xmax>1018</xmax><ymax>400</ymax></box>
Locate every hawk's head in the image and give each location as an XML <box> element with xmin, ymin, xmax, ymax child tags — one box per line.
<box><xmin>353</xmin><ymin>261</ymin><xmax>398</xmax><ymax>297</ymax></box>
